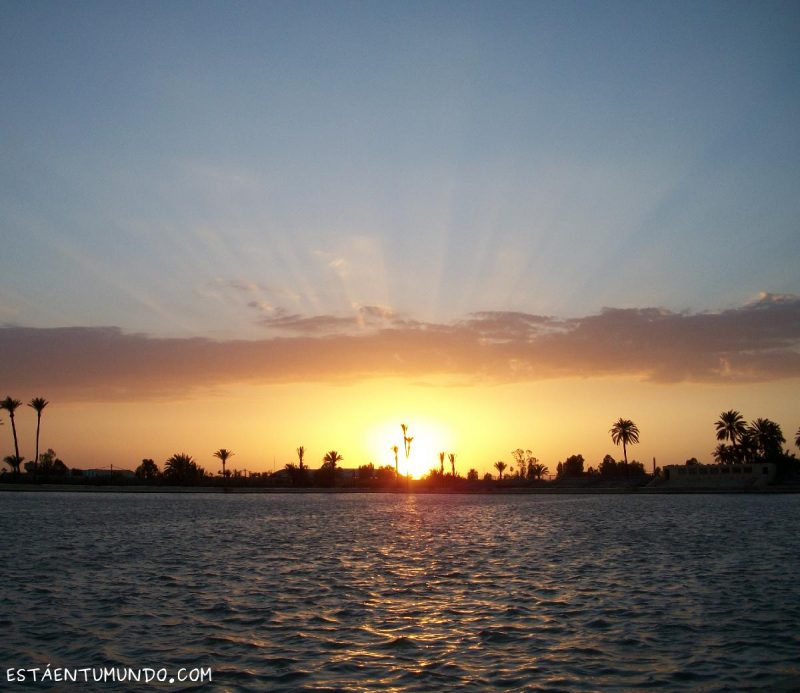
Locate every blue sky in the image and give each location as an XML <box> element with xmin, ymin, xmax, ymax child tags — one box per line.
<box><xmin>2</xmin><ymin>1</ymin><xmax>799</xmax><ymax>472</ymax></box>
<box><xmin>2</xmin><ymin>0</ymin><xmax>799</xmax><ymax>339</ymax></box>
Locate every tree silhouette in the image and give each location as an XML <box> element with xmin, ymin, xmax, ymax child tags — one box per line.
<box><xmin>712</xmin><ymin>444</ymin><xmax>736</xmax><ymax>465</ymax></box>
<box><xmin>3</xmin><ymin>455</ymin><xmax>23</xmax><ymax>478</ymax></box>
<box><xmin>748</xmin><ymin>418</ymin><xmax>785</xmax><ymax>460</ymax></box>
<box><xmin>715</xmin><ymin>410</ymin><xmax>747</xmax><ymax>461</ymax></box>
<box><xmin>323</xmin><ymin>450</ymin><xmax>343</xmax><ymax>468</ymax></box>
<box><xmin>391</xmin><ymin>445</ymin><xmax>399</xmax><ymax>476</ymax></box>
<box><xmin>213</xmin><ymin>448</ymin><xmax>234</xmax><ymax>478</ymax></box>
<box><xmin>164</xmin><ymin>453</ymin><xmax>205</xmax><ymax>484</ymax></box>
<box><xmin>296</xmin><ymin>446</ymin><xmax>305</xmax><ymax>471</ymax></box>
<box><xmin>401</xmin><ymin>423</ymin><xmax>413</xmax><ymax>471</ymax></box>
<box><xmin>448</xmin><ymin>453</ymin><xmax>456</xmax><ymax>477</ymax></box>
<box><xmin>27</xmin><ymin>397</ymin><xmax>49</xmax><ymax>473</ymax></box>
<box><xmin>610</xmin><ymin>418</ymin><xmax>640</xmax><ymax>476</ymax></box>
<box><xmin>796</xmin><ymin>427</ymin><xmax>800</xmax><ymax>450</ymax></box>
<box><xmin>494</xmin><ymin>460</ymin><xmax>507</xmax><ymax>480</ymax></box>
<box><xmin>438</xmin><ymin>451</ymin><xmax>445</xmax><ymax>475</ymax></box>
<box><xmin>0</xmin><ymin>397</ymin><xmax>22</xmax><ymax>466</ymax></box>
<box><xmin>321</xmin><ymin>450</ymin><xmax>343</xmax><ymax>487</ymax></box>
<box><xmin>135</xmin><ymin>458</ymin><xmax>160</xmax><ymax>480</ymax></box>
<box><xmin>529</xmin><ymin>462</ymin><xmax>548</xmax><ymax>480</ymax></box>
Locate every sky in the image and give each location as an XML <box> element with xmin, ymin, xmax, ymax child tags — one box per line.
<box><xmin>1</xmin><ymin>1</ymin><xmax>799</xmax><ymax>476</ymax></box>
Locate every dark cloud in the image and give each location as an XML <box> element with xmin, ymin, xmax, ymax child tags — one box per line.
<box><xmin>254</xmin><ymin>304</ymin><xmax>398</xmax><ymax>334</ymax></box>
<box><xmin>1</xmin><ymin>295</ymin><xmax>798</xmax><ymax>400</ymax></box>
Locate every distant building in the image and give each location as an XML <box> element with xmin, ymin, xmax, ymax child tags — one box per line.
<box><xmin>82</xmin><ymin>468</ymin><xmax>136</xmax><ymax>479</ymax></box>
<box><xmin>661</xmin><ymin>463</ymin><xmax>775</xmax><ymax>488</ymax></box>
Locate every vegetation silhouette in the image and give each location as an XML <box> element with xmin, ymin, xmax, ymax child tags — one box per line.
<box><xmin>401</xmin><ymin>423</ymin><xmax>413</xmax><ymax>464</ymax></box>
<box><xmin>3</xmin><ymin>455</ymin><xmax>24</xmax><ymax>478</ymax></box>
<box><xmin>25</xmin><ymin>448</ymin><xmax>67</xmax><ymax>479</ymax></box>
<box><xmin>319</xmin><ymin>450</ymin><xmax>343</xmax><ymax>487</ymax></box>
<box><xmin>1</xmin><ymin>406</ymin><xmax>798</xmax><ymax>490</ymax></box>
<box><xmin>27</xmin><ymin>397</ymin><xmax>49</xmax><ymax>475</ymax></box>
<box><xmin>135</xmin><ymin>458</ymin><xmax>160</xmax><ymax>480</ymax></box>
<box><xmin>163</xmin><ymin>453</ymin><xmax>206</xmax><ymax>484</ymax></box>
<box><xmin>715</xmin><ymin>410</ymin><xmax>747</xmax><ymax>458</ymax></box>
<box><xmin>610</xmin><ymin>418</ymin><xmax>640</xmax><ymax>476</ymax></box>
<box><xmin>749</xmin><ymin>418</ymin><xmax>785</xmax><ymax>458</ymax></box>
<box><xmin>214</xmin><ymin>448</ymin><xmax>234</xmax><ymax>478</ymax></box>
<box><xmin>1</xmin><ymin>397</ymin><xmax>23</xmax><ymax>471</ymax></box>
<box><xmin>709</xmin><ymin>411</ymin><xmax>796</xmax><ymax>477</ymax></box>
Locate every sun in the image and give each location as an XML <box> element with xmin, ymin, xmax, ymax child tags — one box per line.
<box><xmin>364</xmin><ymin>419</ymin><xmax>455</xmax><ymax>479</ymax></box>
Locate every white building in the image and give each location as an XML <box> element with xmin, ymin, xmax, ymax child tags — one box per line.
<box><xmin>661</xmin><ymin>463</ymin><xmax>775</xmax><ymax>488</ymax></box>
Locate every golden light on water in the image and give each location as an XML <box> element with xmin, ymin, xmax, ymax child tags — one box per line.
<box><xmin>363</xmin><ymin>419</ymin><xmax>456</xmax><ymax>479</ymax></box>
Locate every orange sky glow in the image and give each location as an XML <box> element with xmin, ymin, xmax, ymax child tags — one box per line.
<box><xmin>6</xmin><ymin>375</ymin><xmax>797</xmax><ymax>478</ymax></box>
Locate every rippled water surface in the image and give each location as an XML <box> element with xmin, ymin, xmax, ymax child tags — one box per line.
<box><xmin>1</xmin><ymin>492</ymin><xmax>799</xmax><ymax>691</ymax></box>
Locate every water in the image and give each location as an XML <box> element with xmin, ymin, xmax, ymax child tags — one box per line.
<box><xmin>1</xmin><ymin>492</ymin><xmax>799</xmax><ymax>691</ymax></box>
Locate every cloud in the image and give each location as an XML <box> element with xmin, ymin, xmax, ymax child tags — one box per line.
<box><xmin>1</xmin><ymin>295</ymin><xmax>798</xmax><ymax>400</ymax></box>
<box><xmin>253</xmin><ymin>304</ymin><xmax>399</xmax><ymax>335</ymax></box>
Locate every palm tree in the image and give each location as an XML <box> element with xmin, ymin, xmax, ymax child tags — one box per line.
<box><xmin>391</xmin><ymin>445</ymin><xmax>399</xmax><ymax>476</ymax></box>
<box><xmin>712</xmin><ymin>443</ymin><xmax>736</xmax><ymax>465</ymax></box>
<box><xmin>610</xmin><ymin>418</ymin><xmax>640</xmax><ymax>476</ymax></box>
<box><xmin>164</xmin><ymin>453</ymin><xmax>205</xmax><ymax>484</ymax></box>
<box><xmin>748</xmin><ymin>418</ymin><xmax>785</xmax><ymax>460</ymax></box>
<box><xmin>795</xmin><ymin>427</ymin><xmax>799</xmax><ymax>450</ymax></box>
<box><xmin>494</xmin><ymin>460</ymin><xmax>507</xmax><ymax>480</ymax></box>
<box><xmin>528</xmin><ymin>462</ymin><xmax>548</xmax><ymax>480</ymax></box>
<box><xmin>438</xmin><ymin>451</ymin><xmax>445</xmax><ymax>475</ymax></box>
<box><xmin>323</xmin><ymin>450</ymin><xmax>343</xmax><ymax>466</ymax></box>
<box><xmin>322</xmin><ymin>450</ymin><xmax>343</xmax><ymax>487</ymax></box>
<box><xmin>213</xmin><ymin>448</ymin><xmax>234</xmax><ymax>478</ymax></box>
<box><xmin>448</xmin><ymin>453</ymin><xmax>456</xmax><ymax>477</ymax></box>
<box><xmin>0</xmin><ymin>397</ymin><xmax>22</xmax><ymax>464</ymax></box>
<box><xmin>296</xmin><ymin>446</ymin><xmax>305</xmax><ymax>471</ymax></box>
<box><xmin>401</xmin><ymin>423</ymin><xmax>413</xmax><ymax>467</ymax></box>
<box><xmin>3</xmin><ymin>455</ymin><xmax>23</xmax><ymax>478</ymax></box>
<box><xmin>28</xmin><ymin>397</ymin><xmax>49</xmax><ymax>469</ymax></box>
<box><xmin>714</xmin><ymin>410</ymin><xmax>747</xmax><ymax>461</ymax></box>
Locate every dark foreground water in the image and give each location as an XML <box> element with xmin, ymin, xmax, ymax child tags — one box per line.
<box><xmin>1</xmin><ymin>492</ymin><xmax>799</xmax><ymax>692</ymax></box>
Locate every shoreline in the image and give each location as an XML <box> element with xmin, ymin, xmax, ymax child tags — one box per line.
<box><xmin>1</xmin><ymin>483</ymin><xmax>799</xmax><ymax>495</ymax></box>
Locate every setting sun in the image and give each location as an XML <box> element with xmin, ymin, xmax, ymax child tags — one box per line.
<box><xmin>363</xmin><ymin>419</ymin><xmax>455</xmax><ymax>479</ymax></box>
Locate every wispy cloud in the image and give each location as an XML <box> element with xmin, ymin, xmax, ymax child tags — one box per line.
<box><xmin>1</xmin><ymin>294</ymin><xmax>798</xmax><ymax>400</ymax></box>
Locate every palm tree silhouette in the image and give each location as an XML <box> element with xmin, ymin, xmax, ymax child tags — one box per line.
<box><xmin>610</xmin><ymin>418</ymin><xmax>640</xmax><ymax>476</ymax></box>
<box><xmin>322</xmin><ymin>450</ymin><xmax>343</xmax><ymax>487</ymax></box>
<box><xmin>296</xmin><ymin>446</ymin><xmax>305</xmax><ymax>471</ymax></box>
<box><xmin>391</xmin><ymin>445</ymin><xmax>399</xmax><ymax>476</ymax></box>
<box><xmin>448</xmin><ymin>453</ymin><xmax>456</xmax><ymax>477</ymax></box>
<box><xmin>712</xmin><ymin>443</ymin><xmax>736</xmax><ymax>465</ymax></box>
<box><xmin>401</xmin><ymin>423</ymin><xmax>413</xmax><ymax>469</ymax></box>
<box><xmin>164</xmin><ymin>453</ymin><xmax>205</xmax><ymax>484</ymax></box>
<box><xmin>323</xmin><ymin>450</ymin><xmax>343</xmax><ymax>467</ymax></box>
<box><xmin>795</xmin><ymin>427</ymin><xmax>800</xmax><ymax>450</ymax></box>
<box><xmin>213</xmin><ymin>448</ymin><xmax>234</xmax><ymax>477</ymax></box>
<box><xmin>715</xmin><ymin>410</ymin><xmax>747</xmax><ymax>460</ymax></box>
<box><xmin>28</xmin><ymin>397</ymin><xmax>49</xmax><ymax>470</ymax></box>
<box><xmin>494</xmin><ymin>460</ymin><xmax>507</xmax><ymax>480</ymax></box>
<box><xmin>3</xmin><ymin>455</ymin><xmax>23</xmax><ymax>478</ymax></box>
<box><xmin>748</xmin><ymin>418</ymin><xmax>785</xmax><ymax>459</ymax></box>
<box><xmin>0</xmin><ymin>397</ymin><xmax>22</xmax><ymax>465</ymax></box>
<box><xmin>438</xmin><ymin>451</ymin><xmax>445</xmax><ymax>475</ymax></box>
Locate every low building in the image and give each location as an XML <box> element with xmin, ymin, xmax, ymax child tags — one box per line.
<box><xmin>82</xmin><ymin>468</ymin><xmax>136</xmax><ymax>479</ymax></box>
<box><xmin>661</xmin><ymin>462</ymin><xmax>775</xmax><ymax>488</ymax></box>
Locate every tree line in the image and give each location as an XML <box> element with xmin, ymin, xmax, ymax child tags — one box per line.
<box><xmin>3</xmin><ymin>402</ymin><xmax>799</xmax><ymax>487</ymax></box>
